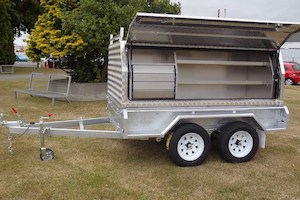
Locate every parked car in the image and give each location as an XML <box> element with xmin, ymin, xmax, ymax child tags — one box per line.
<box><xmin>15</xmin><ymin>52</ymin><xmax>29</xmax><ymax>62</ymax></box>
<box><xmin>284</xmin><ymin>62</ymin><xmax>300</xmax><ymax>85</ymax></box>
<box><xmin>40</xmin><ymin>56</ymin><xmax>67</xmax><ymax>69</ymax></box>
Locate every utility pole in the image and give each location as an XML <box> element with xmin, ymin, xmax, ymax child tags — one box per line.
<box><xmin>217</xmin><ymin>8</ymin><xmax>227</xmax><ymax>18</ymax></box>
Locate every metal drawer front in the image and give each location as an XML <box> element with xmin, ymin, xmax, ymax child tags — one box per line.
<box><xmin>132</xmin><ymin>64</ymin><xmax>175</xmax><ymax>99</ymax></box>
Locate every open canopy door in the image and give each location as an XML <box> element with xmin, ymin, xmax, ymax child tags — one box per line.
<box><xmin>126</xmin><ymin>13</ymin><xmax>300</xmax><ymax>51</ymax></box>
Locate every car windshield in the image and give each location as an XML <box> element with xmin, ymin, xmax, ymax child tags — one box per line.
<box><xmin>292</xmin><ymin>63</ymin><xmax>300</xmax><ymax>71</ymax></box>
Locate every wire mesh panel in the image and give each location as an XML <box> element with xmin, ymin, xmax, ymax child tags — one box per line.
<box><xmin>29</xmin><ymin>73</ymin><xmax>71</xmax><ymax>95</ymax></box>
<box><xmin>48</xmin><ymin>77</ymin><xmax>71</xmax><ymax>94</ymax></box>
<box><xmin>29</xmin><ymin>73</ymin><xmax>50</xmax><ymax>92</ymax></box>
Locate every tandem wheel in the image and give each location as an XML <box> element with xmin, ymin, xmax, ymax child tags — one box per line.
<box><xmin>40</xmin><ymin>148</ymin><xmax>54</xmax><ymax>161</ymax></box>
<box><xmin>167</xmin><ymin>123</ymin><xmax>211</xmax><ymax>167</ymax></box>
<box><xmin>218</xmin><ymin>121</ymin><xmax>259</xmax><ymax>163</ymax></box>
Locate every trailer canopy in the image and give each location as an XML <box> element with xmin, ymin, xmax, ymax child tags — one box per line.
<box><xmin>126</xmin><ymin>13</ymin><xmax>300</xmax><ymax>51</ymax></box>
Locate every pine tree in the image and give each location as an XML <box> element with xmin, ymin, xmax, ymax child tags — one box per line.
<box><xmin>0</xmin><ymin>0</ymin><xmax>40</xmax><ymax>64</ymax></box>
<box><xmin>11</xmin><ymin>0</ymin><xmax>41</xmax><ymax>36</ymax></box>
<box><xmin>0</xmin><ymin>0</ymin><xmax>15</xmax><ymax>65</ymax></box>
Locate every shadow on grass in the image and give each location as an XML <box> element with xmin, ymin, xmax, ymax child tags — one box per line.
<box><xmin>116</xmin><ymin>137</ymin><xmax>223</xmax><ymax>167</ymax></box>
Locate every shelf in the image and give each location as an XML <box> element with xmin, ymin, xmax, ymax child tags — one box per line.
<box><xmin>178</xmin><ymin>80</ymin><xmax>270</xmax><ymax>86</ymax></box>
<box><xmin>132</xmin><ymin>30</ymin><xmax>269</xmax><ymax>41</ymax></box>
<box><xmin>132</xmin><ymin>63</ymin><xmax>175</xmax><ymax>66</ymax></box>
<box><xmin>176</xmin><ymin>60</ymin><xmax>268</xmax><ymax>67</ymax></box>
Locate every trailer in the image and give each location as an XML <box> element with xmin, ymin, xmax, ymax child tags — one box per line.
<box><xmin>1</xmin><ymin>13</ymin><xmax>300</xmax><ymax>166</ymax></box>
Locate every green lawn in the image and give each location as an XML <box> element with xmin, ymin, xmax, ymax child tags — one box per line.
<box><xmin>0</xmin><ymin>75</ymin><xmax>299</xmax><ymax>199</ymax></box>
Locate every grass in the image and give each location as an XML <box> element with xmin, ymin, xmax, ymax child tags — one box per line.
<box><xmin>0</xmin><ymin>72</ymin><xmax>299</xmax><ymax>199</ymax></box>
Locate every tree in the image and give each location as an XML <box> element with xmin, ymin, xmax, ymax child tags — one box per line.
<box><xmin>62</xmin><ymin>0</ymin><xmax>139</xmax><ymax>81</ymax></box>
<box><xmin>11</xmin><ymin>0</ymin><xmax>41</xmax><ymax>36</ymax></box>
<box><xmin>26</xmin><ymin>0</ymin><xmax>86</xmax><ymax>62</ymax></box>
<box><xmin>63</xmin><ymin>0</ymin><xmax>181</xmax><ymax>82</ymax></box>
<box><xmin>0</xmin><ymin>0</ymin><xmax>40</xmax><ymax>65</ymax></box>
<box><xmin>144</xmin><ymin>0</ymin><xmax>181</xmax><ymax>14</ymax></box>
<box><xmin>0</xmin><ymin>0</ymin><xmax>15</xmax><ymax>65</ymax></box>
<box><xmin>27</xmin><ymin>0</ymin><xmax>181</xmax><ymax>82</ymax></box>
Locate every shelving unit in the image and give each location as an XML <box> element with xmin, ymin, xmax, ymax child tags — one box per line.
<box><xmin>175</xmin><ymin>50</ymin><xmax>274</xmax><ymax>99</ymax></box>
<box><xmin>176</xmin><ymin>60</ymin><xmax>269</xmax><ymax>67</ymax></box>
<box><xmin>178</xmin><ymin>80</ymin><xmax>269</xmax><ymax>85</ymax></box>
<box><xmin>127</xmin><ymin>47</ymin><xmax>275</xmax><ymax>100</ymax></box>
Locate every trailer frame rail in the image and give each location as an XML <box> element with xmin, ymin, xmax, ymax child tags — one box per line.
<box><xmin>1</xmin><ymin>113</ymin><xmax>123</xmax><ymax>160</ymax></box>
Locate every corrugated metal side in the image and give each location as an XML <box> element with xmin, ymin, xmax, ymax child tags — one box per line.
<box><xmin>108</xmin><ymin>41</ymin><xmax>124</xmax><ymax>107</ymax></box>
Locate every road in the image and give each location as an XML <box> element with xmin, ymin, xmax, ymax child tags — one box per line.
<box><xmin>0</xmin><ymin>74</ymin><xmax>31</xmax><ymax>80</ymax></box>
<box><xmin>13</xmin><ymin>61</ymin><xmax>38</xmax><ymax>68</ymax></box>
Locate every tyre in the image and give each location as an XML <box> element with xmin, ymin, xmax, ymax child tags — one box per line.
<box><xmin>40</xmin><ymin>148</ymin><xmax>54</xmax><ymax>161</ymax></box>
<box><xmin>168</xmin><ymin>124</ymin><xmax>211</xmax><ymax>167</ymax></box>
<box><xmin>218</xmin><ymin>122</ymin><xmax>259</xmax><ymax>163</ymax></box>
<box><xmin>285</xmin><ymin>78</ymin><xmax>294</xmax><ymax>85</ymax></box>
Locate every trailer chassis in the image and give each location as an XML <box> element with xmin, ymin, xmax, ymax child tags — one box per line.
<box><xmin>0</xmin><ymin>112</ymin><xmax>122</xmax><ymax>160</ymax></box>
<box><xmin>0</xmin><ymin>103</ymin><xmax>288</xmax><ymax>162</ymax></box>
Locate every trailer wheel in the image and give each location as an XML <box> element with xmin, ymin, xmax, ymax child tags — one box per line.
<box><xmin>218</xmin><ymin>122</ymin><xmax>259</xmax><ymax>163</ymax></box>
<box><xmin>40</xmin><ymin>148</ymin><xmax>54</xmax><ymax>161</ymax></box>
<box><xmin>168</xmin><ymin>124</ymin><xmax>211</xmax><ymax>167</ymax></box>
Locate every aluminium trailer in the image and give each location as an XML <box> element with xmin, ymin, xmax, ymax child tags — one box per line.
<box><xmin>1</xmin><ymin>13</ymin><xmax>300</xmax><ymax>166</ymax></box>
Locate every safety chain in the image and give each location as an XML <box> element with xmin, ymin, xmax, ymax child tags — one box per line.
<box><xmin>8</xmin><ymin>133</ymin><xmax>13</xmax><ymax>154</ymax></box>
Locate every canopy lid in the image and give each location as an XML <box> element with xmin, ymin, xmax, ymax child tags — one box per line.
<box><xmin>126</xmin><ymin>13</ymin><xmax>300</xmax><ymax>51</ymax></box>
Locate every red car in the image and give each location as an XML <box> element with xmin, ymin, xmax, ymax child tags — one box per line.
<box><xmin>284</xmin><ymin>62</ymin><xmax>300</xmax><ymax>85</ymax></box>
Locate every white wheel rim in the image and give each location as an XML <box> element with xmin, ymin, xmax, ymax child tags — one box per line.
<box><xmin>285</xmin><ymin>79</ymin><xmax>293</xmax><ymax>85</ymax></box>
<box><xmin>228</xmin><ymin>131</ymin><xmax>253</xmax><ymax>158</ymax></box>
<box><xmin>177</xmin><ymin>132</ymin><xmax>205</xmax><ymax>161</ymax></box>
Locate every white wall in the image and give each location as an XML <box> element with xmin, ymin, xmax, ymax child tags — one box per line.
<box><xmin>281</xmin><ymin>42</ymin><xmax>300</xmax><ymax>63</ymax></box>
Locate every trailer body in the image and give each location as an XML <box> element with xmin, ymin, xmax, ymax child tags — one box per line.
<box><xmin>107</xmin><ymin>13</ymin><xmax>298</xmax><ymax>137</ymax></box>
<box><xmin>2</xmin><ymin>13</ymin><xmax>300</xmax><ymax>166</ymax></box>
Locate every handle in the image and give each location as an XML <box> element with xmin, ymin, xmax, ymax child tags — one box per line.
<box><xmin>12</xmin><ymin>107</ymin><xmax>17</xmax><ymax>114</ymax></box>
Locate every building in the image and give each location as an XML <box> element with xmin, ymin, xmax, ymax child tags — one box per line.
<box><xmin>281</xmin><ymin>31</ymin><xmax>300</xmax><ymax>63</ymax></box>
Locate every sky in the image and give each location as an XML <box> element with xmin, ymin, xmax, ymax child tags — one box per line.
<box><xmin>15</xmin><ymin>0</ymin><xmax>300</xmax><ymax>46</ymax></box>
<box><xmin>15</xmin><ymin>34</ymin><xmax>29</xmax><ymax>46</ymax></box>
<box><xmin>171</xmin><ymin>0</ymin><xmax>300</xmax><ymax>22</ymax></box>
